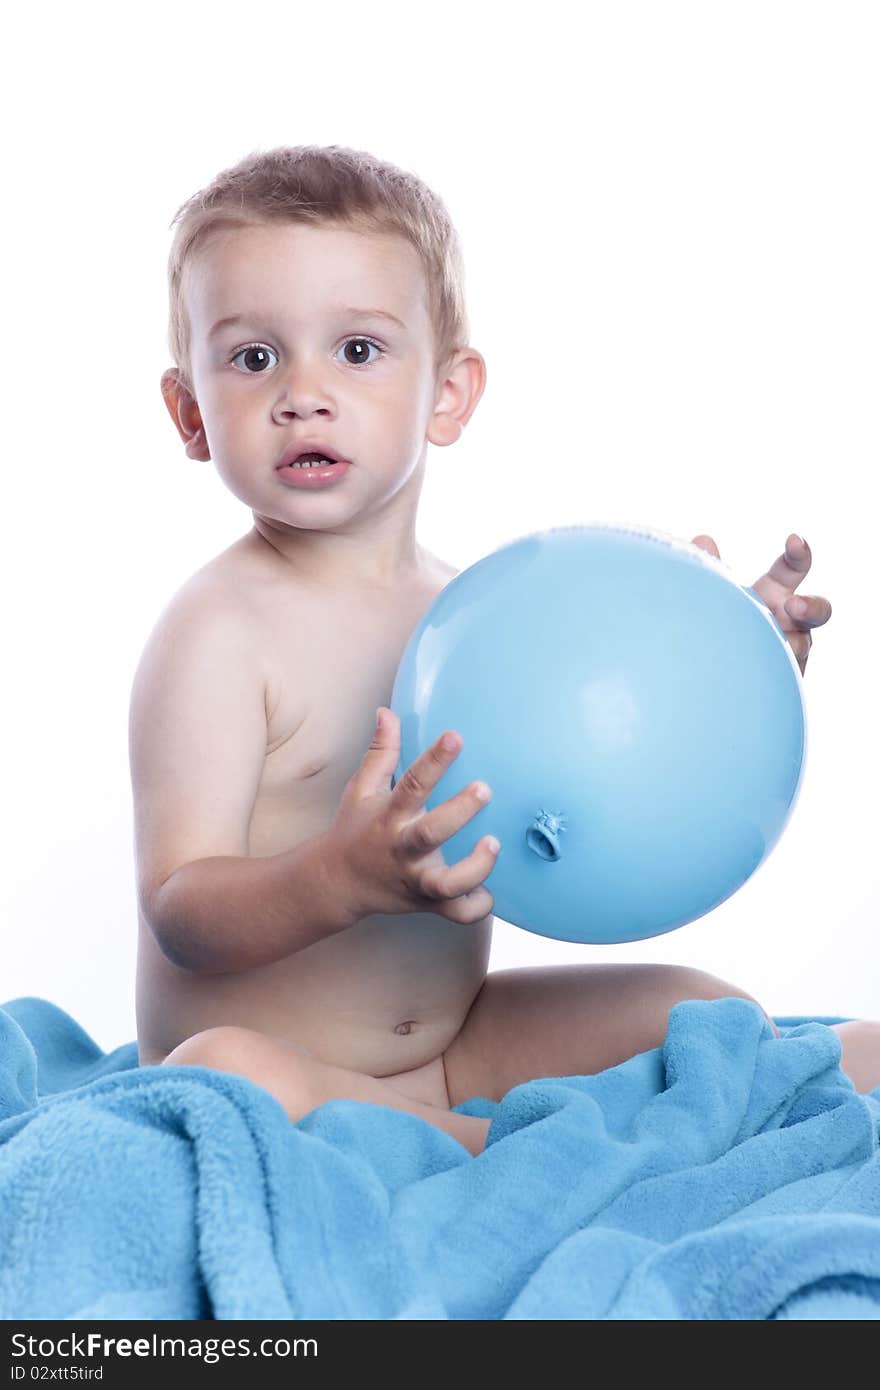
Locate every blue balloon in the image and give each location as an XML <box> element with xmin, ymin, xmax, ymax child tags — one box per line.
<box><xmin>390</xmin><ymin>524</ymin><xmax>806</xmax><ymax>944</ymax></box>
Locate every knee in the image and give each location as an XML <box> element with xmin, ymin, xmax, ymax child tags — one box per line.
<box><xmin>162</xmin><ymin>1026</ymin><xmax>321</xmax><ymax>1122</ymax></box>
<box><xmin>658</xmin><ymin>966</ymin><xmax>777</xmax><ymax>1033</ymax></box>
<box><xmin>163</xmin><ymin>1025</ymin><xmax>253</xmax><ymax>1071</ymax></box>
<box><xmin>669</xmin><ymin>966</ymin><xmax>754</xmax><ymax>1004</ymax></box>
<box><xmin>836</xmin><ymin>1020</ymin><xmax>880</xmax><ymax>1048</ymax></box>
<box><xmin>834</xmin><ymin>1020</ymin><xmax>880</xmax><ymax>1094</ymax></box>
<box><xmin>162</xmin><ymin>1025</ymin><xmax>307</xmax><ymax>1082</ymax></box>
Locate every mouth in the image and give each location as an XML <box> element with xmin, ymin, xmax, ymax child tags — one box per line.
<box><xmin>277</xmin><ymin>444</ymin><xmax>351</xmax><ymax>470</ymax></box>
<box><xmin>275</xmin><ymin>442</ymin><xmax>353</xmax><ymax>489</ymax></box>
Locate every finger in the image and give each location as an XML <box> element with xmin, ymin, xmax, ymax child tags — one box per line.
<box><xmin>348</xmin><ymin>707</ymin><xmax>402</xmax><ymax>798</ymax></box>
<box><xmin>399</xmin><ymin>781</ymin><xmax>492</xmax><ymax>855</ymax></box>
<box><xmin>784</xmin><ymin>593</ymin><xmax>833</xmax><ymax>629</ymax></box>
<box><xmin>762</xmin><ymin>534</ymin><xmax>812</xmax><ymax>591</ymax></box>
<box><xmin>419</xmin><ymin>835</ymin><xmax>500</xmax><ymax>900</ymax></box>
<box><xmin>439</xmin><ymin>885</ymin><xmax>496</xmax><ymax>925</ymax></box>
<box><xmin>691</xmin><ymin>534</ymin><xmax>721</xmax><ymax>559</ymax></box>
<box><xmin>391</xmin><ymin>727</ymin><xmax>464</xmax><ymax>814</ymax></box>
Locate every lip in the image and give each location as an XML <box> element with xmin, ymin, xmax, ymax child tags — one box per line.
<box><xmin>276</xmin><ymin>440</ymin><xmax>351</xmax><ymax>469</ymax></box>
<box><xmin>275</xmin><ymin>441</ymin><xmax>352</xmax><ymax>490</ymax></box>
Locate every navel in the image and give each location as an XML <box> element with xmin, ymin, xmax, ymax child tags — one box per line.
<box><xmin>393</xmin><ymin>1020</ymin><xmax>416</xmax><ymax>1036</ymax></box>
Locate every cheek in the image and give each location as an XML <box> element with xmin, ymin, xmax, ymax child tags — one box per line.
<box><xmin>211</xmin><ymin>456</ymin><xmax>261</xmax><ymax>509</ymax></box>
<box><xmin>207</xmin><ymin>395</ymin><xmax>263</xmax><ymax>452</ymax></box>
<box><xmin>381</xmin><ymin>373</ymin><xmax>434</xmax><ymax>428</ymax></box>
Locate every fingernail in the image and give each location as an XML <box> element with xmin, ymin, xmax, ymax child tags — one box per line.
<box><xmin>442</xmin><ymin>732</ymin><xmax>458</xmax><ymax>751</ymax></box>
<box><xmin>486</xmin><ymin>835</ymin><xmax>501</xmax><ymax>854</ymax></box>
<box><xmin>790</xmin><ymin>597</ymin><xmax>808</xmax><ymax>615</ymax></box>
<box><xmin>376</xmin><ymin>708</ymin><xmax>383</xmax><ymax>730</ymax></box>
<box><xmin>472</xmin><ymin>782</ymin><xmax>491</xmax><ymax>802</ymax></box>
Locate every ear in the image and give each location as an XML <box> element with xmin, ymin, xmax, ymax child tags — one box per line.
<box><xmin>160</xmin><ymin>369</ymin><xmax>211</xmax><ymax>462</ymax></box>
<box><xmin>426</xmin><ymin>348</ymin><xmax>487</xmax><ymax>448</ymax></box>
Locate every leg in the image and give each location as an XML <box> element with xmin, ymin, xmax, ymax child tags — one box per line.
<box><xmin>162</xmin><ymin>1027</ymin><xmax>491</xmax><ymax>1156</ymax></box>
<box><xmin>831</xmin><ymin>1021</ymin><xmax>880</xmax><ymax>1093</ymax></box>
<box><xmin>442</xmin><ymin>962</ymin><xmax>773</xmax><ymax>1107</ymax></box>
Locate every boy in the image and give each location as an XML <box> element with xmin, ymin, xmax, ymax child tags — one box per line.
<box><xmin>131</xmin><ymin>145</ymin><xmax>873</xmax><ymax>1157</ymax></box>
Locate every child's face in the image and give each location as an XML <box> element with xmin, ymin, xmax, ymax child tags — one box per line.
<box><xmin>171</xmin><ymin>221</ymin><xmax>463</xmax><ymax>538</ymax></box>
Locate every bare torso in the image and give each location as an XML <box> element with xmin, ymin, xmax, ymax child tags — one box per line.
<box><xmin>136</xmin><ymin>530</ymin><xmax>493</xmax><ymax>1076</ymax></box>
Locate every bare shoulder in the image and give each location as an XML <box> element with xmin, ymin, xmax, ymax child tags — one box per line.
<box><xmin>131</xmin><ymin>536</ymin><xmax>275</xmax><ymax>699</ymax></box>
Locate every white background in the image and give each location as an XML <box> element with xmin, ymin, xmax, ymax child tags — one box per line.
<box><xmin>1</xmin><ymin>2</ymin><xmax>877</xmax><ymax>1051</ymax></box>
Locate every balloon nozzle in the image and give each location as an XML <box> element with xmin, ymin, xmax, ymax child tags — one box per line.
<box><xmin>526</xmin><ymin>809</ymin><xmax>567</xmax><ymax>862</ymax></box>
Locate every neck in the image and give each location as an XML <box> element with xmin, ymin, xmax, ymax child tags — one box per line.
<box><xmin>249</xmin><ymin>458</ymin><xmax>429</xmax><ymax>593</ymax></box>
<box><xmin>251</xmin><ymin>520</ymin><xmax>428</xmax><ymax>592</ymax></box>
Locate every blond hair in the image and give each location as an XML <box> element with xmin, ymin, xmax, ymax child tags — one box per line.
<box><xmin>165</xmin><ymin>144</ymin><xmax>470</xmax><ymax>396</ymax></box>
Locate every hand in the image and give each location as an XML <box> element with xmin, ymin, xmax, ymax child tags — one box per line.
<box><xmin>330</xmin><ymin>707</ymin><xmax>499</xmax><ymax>926</ymax></box>
<box><xmin>691</xmin><ymin>533</ymin><xmax>832</xmax><ymax>675</ymax></box>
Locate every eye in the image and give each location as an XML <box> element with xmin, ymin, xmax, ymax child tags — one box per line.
<box><xmin>228</xmin><ymin>336</ymin><xmax>384</xmax><ymax>374</ymax></box>
<box><xmin>229</xmin><ymin>344</ymin><xmax>278</xmax><ymax>373</ymax></box>
<box><xmin>336</xmin><ymin>337</ymin><xmax>384</xmax><ymax>367</ymax></box>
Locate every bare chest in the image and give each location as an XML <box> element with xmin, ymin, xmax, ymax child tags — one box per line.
<box><xmin>249</xmin><ymin>577</ymin><xmax>450</xmax><ymax>855</ymax></box>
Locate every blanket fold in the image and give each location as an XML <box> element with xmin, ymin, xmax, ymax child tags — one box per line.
<box><xmin>1</xmin><ymin>995</ymin><xmax>877</xmax><ymax>1320</ymax></box>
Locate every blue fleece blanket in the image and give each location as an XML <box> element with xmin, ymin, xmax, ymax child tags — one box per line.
<box><xmin>1</xmin><ymin>995</ymin><xmax>878</xmax><ymax>1320</ymax></box>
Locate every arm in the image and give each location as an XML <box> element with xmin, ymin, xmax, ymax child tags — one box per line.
<box><xmin>129</xmin><ymin>586</ymin><xmax>356</xmax><ymax>976</ymax></box>
<box><xmin>148</xmin><ymin>837</ymin><xmax>354</xmax><ymax>974</ymax></box>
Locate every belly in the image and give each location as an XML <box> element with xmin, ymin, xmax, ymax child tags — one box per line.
<box><xmin>137</xmin><ymin>908</ymin><xmax>493</xmax><ymax>1075</ymax></box>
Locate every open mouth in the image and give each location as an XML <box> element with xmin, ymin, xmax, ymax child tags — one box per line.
<box><xmin>275</xmin><ymin>450</ymin><xmax>351</xmax><ymax>487</ymax></box>
<box><xmin>286</xmin><ymin>452</ymin><xmax>339</xmax><ymax>468</ymax></box>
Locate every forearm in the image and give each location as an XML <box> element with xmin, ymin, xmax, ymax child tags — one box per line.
<box><xmin>147</xmin><ymin>830</ymin><xmax>357</xmax><ymax>974</ymax></box>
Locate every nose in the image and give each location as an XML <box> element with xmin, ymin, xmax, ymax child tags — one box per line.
<box><xmin>271</xmin><ymin>356</ymin><xmax>335</xmax><ymax>422</ymax></box>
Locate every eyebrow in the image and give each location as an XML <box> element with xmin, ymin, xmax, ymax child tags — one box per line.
<box><xmin>208</xmin><ymin>307</ymin><xmax>407</xmax><ymax>338</ymax></box>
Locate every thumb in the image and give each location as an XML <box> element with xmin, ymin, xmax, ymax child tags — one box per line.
<box><xmin>352</xmin><ymin>707</ymin><xmax>402</xmax><ymax>796</ymax></box>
